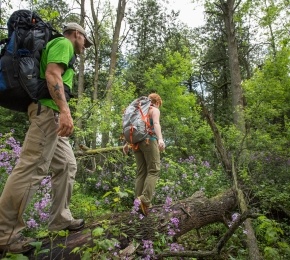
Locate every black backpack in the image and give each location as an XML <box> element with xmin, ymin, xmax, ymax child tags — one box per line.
<box><xmin>0</xmin><ymin>10</ymin><xmax>74</xmax><ymax>112</ymax></box>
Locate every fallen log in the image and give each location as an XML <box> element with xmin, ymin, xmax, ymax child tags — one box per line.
<box><xmin>75</xmin><ymin>144</ymin><xmax>123</xmax><ymax>156</ymax></box>
<box><xmin>26</xmin><ymin>188</ymin><xmax>238</xmax><ymax>259</ymax></box>
<box><xmin>157</xmin><ymin>211</ymin><xmax>260</xmax><ymax>259</ymax></box>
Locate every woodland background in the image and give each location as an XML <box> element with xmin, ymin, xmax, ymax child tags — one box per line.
<box><xmin>0</xmin><ymin>0</ymin><xmax>290</xmax><ymax>259</ymax></box>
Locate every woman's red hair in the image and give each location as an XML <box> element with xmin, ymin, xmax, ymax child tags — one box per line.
<box><xmin>148</xmin><ymin>93</ymin><xmax>162</xmax><ymax>107</ymax></box>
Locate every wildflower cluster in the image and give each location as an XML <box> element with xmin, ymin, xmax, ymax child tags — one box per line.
<box><xmin>163</xmin><ymin>196</ymin><xmax>173</xmax><ymax>213</ymax></box>
<box><xmin>87</xmin><ymin>163</ymin><xmax>135</xmax><ymax>196</ymax></box>
<box><xmin>142</xmin><ymin>239</ymin><xmax>155</xmax><ymax>259</ymax></box>
<box><xmin>156</xmin><ymin>155</ymin><xmax>230</xmax><ymax>204</ymax></box>
<box><xmin>0</xmin><ymin>131</ymin><xmax>21</xmax><ymax>175</ymax></box>
<box><xmin>0</xmin><ymin>131</ymin><xmax>52</xmax><ymax>230</ymax></box>
<box><xmin>166</xmin><ymin>215</ymin><xmax>184</xmax><ymax>252</ymax></box>
<box><xmin>168</xmin><ymin>217</ymin><xmax>180</xmax><ymax>236</ymax></box>
<box><xmin>26</xmin><ymin>176</ymin><xmax>52</xmax><ymax>228</ymax></box>
<box><xmin>169</xmin><ymin>242</ymin><xmax>184</xmax><ymax>252</ymax></box>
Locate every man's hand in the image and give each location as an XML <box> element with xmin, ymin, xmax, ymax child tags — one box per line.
<box><xmin>57</xmin><ymin>111</ymin><xmax>74</xmax><ymax>137</ymax></box>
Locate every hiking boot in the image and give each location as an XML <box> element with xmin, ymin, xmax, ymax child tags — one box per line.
<box><xmin>138</xmin><ymin>197</ymin><xmax>149</xmax><ymax>216</ymax></box>
<box><xmin>0</xmin><ymin>234</ymin><xmax>36</xmax><ymax>254</ymax></box>
<box><xmin>65</xmin><ymin>219</ymin><xmax>85</xmax><ymax>231</ymax></box>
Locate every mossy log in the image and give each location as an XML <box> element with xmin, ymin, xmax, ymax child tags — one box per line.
<box><xmin>75</xmin><ymin>144</ymin><xmax>123</xmax><ymax>156</ymax></box>
<box><xmin>25</xmin><ymin>188</ymin><xmax>241</xmax><ymax>259</ymax></box>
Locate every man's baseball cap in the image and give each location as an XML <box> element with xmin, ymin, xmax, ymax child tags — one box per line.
<box><xmin>63</xmin><ymin>23</ymin><xmax>93</xmax><ymax>48</ymax></box>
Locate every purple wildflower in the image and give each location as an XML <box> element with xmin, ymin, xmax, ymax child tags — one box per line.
<box><xmin>168</xmin><ymin>228</ymin><xmax>176</xmax><ymax>236</ymax></box>
<box><xmin>170</xmin><ymin>217</ymin><xmax>179</xmax><ymax>228</ymax></box>
<box><xmin>202</xmin><ymin>161</ymin><xmax>210</xmax><ymax>168</ymax></box>
<box><xmin>163</xmin><ymin>197</ymin><xmax>172</xmax><ymax>212</ymax></box>
<box><xmin>142</xmin><ymin>239</ymin><xmax>154</xmax><ymax>259</ymax></box>
<box><xmin>131</xmin><ymin>198</ymin><xmax>141</xmax><ymax>215</ymax></box>
<box><xmin>27</xmin><ymin>218</ymin><xmax>38</xmax><ymax>228</ymax></box>
<box><xmin>231</xmin><ymin>213</ymin><xmax>240</xmax><ymax>222</ymax></box>
<box><xmin>169</xmin><ymin>242</ymin><xmax>184</xmax><ymax>252</ymax></box>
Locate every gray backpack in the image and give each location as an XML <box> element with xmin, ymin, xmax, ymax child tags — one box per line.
<box><xmin>122</xmin><ymin>96</ymin><xmax>154</xmax><ymax>144</ymax></box>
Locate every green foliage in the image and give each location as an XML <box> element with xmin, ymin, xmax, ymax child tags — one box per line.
<box><xmin>155</xmin><ymin>154</ymin><xmax>231</xmax><ymax>204</ymax></box>
<box><xmin>143</xmin><ymin>49</ymin><xmax>214</xmax><ymax>158</ymax></box>
<box><xmin>244</xmin><ymin>46</ymin><xmax>290</xmax><ymax>141</ymax></box>
<box><xmin>1</xmin><ymin>0</ymin><xmax>290</xmax><ymax>258</ymax></box>
<box><xmin>71</xmin><ymin>220</ymin><xmax>120</xmax><ymax>259</ymax></box>
<box><xmin>71</xmin><ymin>79</ymin><xmax>137</xmax><ymax>147</ymax></box>
<box><xmin>256</xmin><ymin>216</ymin><xmax>284</xmax><ymax>245</ymax></box>
<box><xmin>125</xmin><ymin>0</ymin><xmax>182</xmax><ymax>92</ymax></box>
<box><xmin>152</xmin><ymin>232</ymin><xmax>168</xmax><ymax>254</ymax></box>
<box><xmin>220</xmin><ymin>124</ymin><xmax>247</xmax><ymax>154</ymax></box>
<box><xmin>102</xmin><ymin>186</ymin><xmax>134</xmax><ymax>212</ymax></box>
<box><xmin>0</xmin><ymin>253</ymin><xmax>29</xmax><ymax>260</ymax></box>
<box><xmin>242</xmin><ymin>45</ymin><xmax>290</xmax><ymax>217</ymax></box>
<box><xmin>255</xmin><ymin>216</ymin><xmax>290</xmax><ymax>259</ymax></box>
<box><xmin>69</xmin><ymin>190</ymin><xmax>106</xmax><ymax>219</ymax></box>
<box><xmin>37</xmin><ymin>9</ymin><xmax>59</xmax><ymax>21</ymax></box>
<box><xmin>31</xmin><ymin>241</ymin><xmax>50</xmax><ymax>257</ymax></box>
<box><xmin>0</xmin><ymin>108</ymin><xmax>28</xmax><ymax>142</ymax></box>
<box><xmin>75</xmin><ymin>150</ymin><xmax>136</xmax><ymax>208</ymax></box>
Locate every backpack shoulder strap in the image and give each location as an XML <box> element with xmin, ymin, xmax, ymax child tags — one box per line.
<box><xmin>68</xmin><ymin>54</ymin><xmax>76</xmax><ymax>69</ymax></box>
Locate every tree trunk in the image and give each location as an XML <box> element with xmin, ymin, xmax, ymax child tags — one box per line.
<box><xmin>232</xmin><ymin>159</ymin><xmax>263</xmax><ymax>260</ymax></box>
<box><xmin>216</xmin><ymin>3</ymin><xmax>261</xmax><ymax>258</ymax></box>
<box><xmin>90</xmin><ymin>0</ymin><xmax>101</xmax><ymax>171</ymax></box>
<box><xmin>105</xmin><ymin>0</ymin><xmax>126</xmax><ymax>98</ymax></box>
<box><xmin>199</xmin><ymin>97</ymin><xmax>232</xmax><ymax>176</ymax></box>
<box><xmin>263</xmin><ymin>0</ymin><xmax>277</xmax><ymax>56</ymax></box>
<box><xmin>90</xmin><ymin>0</ymin><xmax>100</xmax><ymax>102</ymax></box>
<box><xmin>220</xmin><ymin>0</ymin><xmax>245</xmax><ymax>133</ymax></box>
<box><xmin>101</xmin><ymin>0</ymin><xmax>126</xmax><ymax>147</ymax></box>
<box><xmin>26</xmin><ymin>188</ymin><xmax>240</xmax><ymax>259</ymax></box>
<box><xmin>198</xmin><ymin>91</ymin><xmax>262</xmax><ymax>260</ymax></box>
<box><xmin>74</xmin><ymin>0</ymin><xmax>86</xmax><ymax>151</ymax></box>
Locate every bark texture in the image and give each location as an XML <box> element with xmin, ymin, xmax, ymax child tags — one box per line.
<box><xmin>220</xmin><ymin>0</ymin><xmax>245</xmax><ymax>132</ymax></box>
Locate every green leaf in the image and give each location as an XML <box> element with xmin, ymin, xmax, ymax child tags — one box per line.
<box><xmin>92</xmin><ymin>227</ymin><xmax>104</xmax><ymax>237</ymax></box>
<box><xmin>102</xmin><ymin>191</ymin><xmax>112</xmax><ymax>198</ymax></box>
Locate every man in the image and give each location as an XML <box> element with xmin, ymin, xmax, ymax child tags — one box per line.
<box><xmin>0</xmin><ymin>22</ymin><xmax>93</xmax><ymax>254</ymax></box>
<box><xmin>123</xmin><ymin>93</ymin><xmax>165</xmax><ymax>216</ymax></box>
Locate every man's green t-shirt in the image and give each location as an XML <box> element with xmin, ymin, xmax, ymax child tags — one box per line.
<box><xmin>39</xmin><ymin>37</ymin><xmax>75</xmax><ymax>111</ymax></box>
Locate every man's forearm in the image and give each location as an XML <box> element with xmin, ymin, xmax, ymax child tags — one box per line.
<box><xmin>47</xmin><ymin>82</ymin><xmax>70</xmax><ymax>112</ymax></box>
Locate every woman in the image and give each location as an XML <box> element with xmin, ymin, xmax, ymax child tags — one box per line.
<box><xmin>123</xmin><ymin>93</ymin><xmax>165</xmax><ymax>215</ymax></box>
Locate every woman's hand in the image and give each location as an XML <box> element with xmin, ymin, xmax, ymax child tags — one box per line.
<box><xmin>158</xmin><ymin>138</ymin><xmax>165</xmax><ymax>152</ymax></box>
<box><xmin>123</xmin><ymin>143</ymin><xmax>130</xmax><ymax>155</ymax></box>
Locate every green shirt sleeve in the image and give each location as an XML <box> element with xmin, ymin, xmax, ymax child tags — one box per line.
<box><xmin>39</xmin><ymin>37</ymin><xmax>75</xmax><ymax>111</ymax></box>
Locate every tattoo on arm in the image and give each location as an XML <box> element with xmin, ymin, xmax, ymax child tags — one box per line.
<box><xmin>53</xmin><ymin>84</ymin><xmax>60</xmax><ymax>91</ymax></box>
<box><xmin>53</xmin><ymin>83</ymin><xmax>65</xmax><ymax>101</ymax></box>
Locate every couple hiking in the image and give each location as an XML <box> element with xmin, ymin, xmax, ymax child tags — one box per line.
<box><xmin>0</xmin><ymin>15</ymin><xmax>164</xmax><ymax>256</ymax></box>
